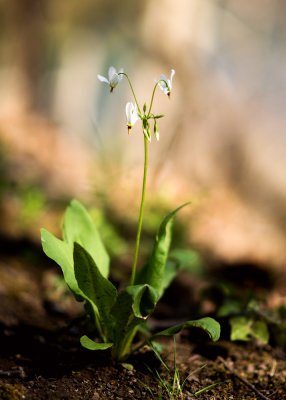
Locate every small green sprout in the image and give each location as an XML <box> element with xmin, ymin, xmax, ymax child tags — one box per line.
<box><xmin>139</xmin><ymin>337</ymin><xmax>222</xmax><ymax>399</ymax></box>
<box><xmin>40</xmin><ymin>67</ymin><xmax>220</xmax><ymax>361</ymax></box>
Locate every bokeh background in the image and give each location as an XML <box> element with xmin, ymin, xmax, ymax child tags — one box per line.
<box><xmin>1</xmin><ymin>0</ymin><xmax>286</xmax><ymax>273</ymax></box>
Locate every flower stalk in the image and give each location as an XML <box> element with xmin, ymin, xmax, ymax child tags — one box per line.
<box><xmin>130</xmin><ymin>133</ymin><xmax>148</xmax><ymax>285</ymax></box>
<box><xmin>97</xmin><ymin>67</ymin><xmax>175</xmax><ymax>284</ymax></box>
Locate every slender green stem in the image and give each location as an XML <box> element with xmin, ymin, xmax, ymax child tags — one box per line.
<box><xmin>130</xmin><ymin>134</ymin><xmax>148</xmax><ymax>285</ymax></box>
<box><xmin>147</xmin><ymin>79</ymin><xmax>169</xmax><ymax>117</ymax></box>
<box><xmin>147</xmin><ymin>81</ymin><xmax>160</xmax><ymax>117</ymax></box>
<box><xmin>119</xmin><ymin>72</ymin><xmax>142</xmax><ymax>116</ymax></box>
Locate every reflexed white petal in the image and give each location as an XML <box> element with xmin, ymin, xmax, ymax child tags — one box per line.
<box><xmin>131</xmin><ymin>105</ymin><xmax>140</xmax><ymax>125</ymax></box>
<box><xmin>97</xmin><ymin>74</ymin><xmax>109</xmax><ymax>84</ymax></box>
<box><xmin>170</xmin><ymin>69</ymin><xmax>175</xmax><ymax>82</ymax></box>
<box><xmin>160</xmin><ymin>74</ymin><xmax>167</xmax><ymax>82</ymax></box>
<box><xmin>126</xmin><ymin>102</ymin><xmax>140</xmax><ymax>126</ymax></box>
<box><xmin>126</xmin><ymin>102</ymin><xmax>134</xmax><ymax>124</ymax></box>
<box><xmin>108</xmin><ymin>66</ymin><xmax>116</xmax><ymax>80</ymax></box>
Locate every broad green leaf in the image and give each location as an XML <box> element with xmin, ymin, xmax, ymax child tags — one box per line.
<box><xmin>73</xmin><ymin>243</ymin><xmax>117</xmax><ymax>332</ymax></box>
<box><xmin>148</xmin><ymin>317</ymin><xmax>221</xmax><ymax>342</ymax></box>
<box><xmin>230</xmin><ymin>316</ymin><xmax>269</xmax><ymax>344</ymax></box>
<box><xmin>125</xmin><ymin>285</ymin><xmax>159</xmax><ymax>318</ymax></box>
<box><xmin>111</xmin><ymin>285</ymin><xmax>158</xmax><ymax>340</ymax></box>
<box><xmin>110</xmin><ymin>290</ymin><xmax>140</xmax><ymax>353</ymax></box>
<box><xmin>64</xmin><ymin>199</ymin><xmax>110</xmax><ymax>278</ymax></box>
<box><xmin>80</xmin><ymin>335</ymin><xmax>113</xmax><ymax>350</ymax></box>
<box><xmin>110</xmin><ymin>284</ymin><xmax>159</xmax><ymax>359</ymax></box>
<box><xmin>40</xmin><ymin>228</ymin><xmax>83</xmax><ymax>299</ymax></box>
<box><xmin>135</xmin><ymin>203</ymin><xmax>189</xmax><ymax>298</ymax></box>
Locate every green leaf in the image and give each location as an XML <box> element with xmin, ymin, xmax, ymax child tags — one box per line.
<box><xmin>217</xmin><ymin>299</ymin><xmax>242</xmax><ymax>317</ymax></box>
<box><xmin>80</xmin><ymin>335</ymin><xmax>113</xmax><ymax>350</ymax></box>
<box><xmin>148</xmin><ymin>341</ymin><xmax>165</xmax><ymax>354</ymax></box>
<box><xmin>121</xmin><ymin>363</ymin><xmax>134</xmax><ymax>371</ymax></box>
<box><xmin>73</xmin><ymin>243</ymin><xmax>117</xmax><ymax>331</ymax></box>
<box><xmin>149</xmin><ymin>317</ymin><xmax>221</xmax><ymax>342</ymax></box>
<box><xmin>111</xmin><ymin>285</ymin><xmax>158</xmax><ymax>341</ymax></box>
<box><xmin>135</xmin><ymin>203</ymin><xmax>190</xmax><ymax>298</ymax></box>
<box><xmin>40</xmin><ymin>228</ymin><xmax>83</xmax><ymax>299</ymax></box>
<box><xmin>64</xmin><ymin>199</ymin><xmax>110</xmax><ymax>278</ymax></box>
<box><xmin>125</xmin><ymin>285</ymin><xmax>159</xmax><ymax>318</ymax></box>
<box><xmin>169</xmin><ymin>249</ymin><xmax>204</xmax><ymax>276</ymax></box>
<box><xmin>110</xmin><ymin>284</ymin><xmax>159</xmax><ymax>360</ymax></box>
<box><xmin>230</xmin><ymin>316</ymin><xmax>269</xmax><ymax>344</ymax></box>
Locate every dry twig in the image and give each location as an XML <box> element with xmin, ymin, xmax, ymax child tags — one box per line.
<box><xmin>218</xmin><ymin>356</ymin><xmax>271</xmax><ymax>400</ymax></box>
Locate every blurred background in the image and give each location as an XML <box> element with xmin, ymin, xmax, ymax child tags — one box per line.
<box><xmin>0</xmin><ymin>0</ymin><xmax>286</xmax><ymax>276</ymax></box>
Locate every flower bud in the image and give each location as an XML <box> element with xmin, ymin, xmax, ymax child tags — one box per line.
<box><xmin>154</xmin><ymin>120</ymin><xmax>159</xmax><ymax>141</ymax></box>
<box><xmin>143</xmin><ymin>119</ymin><xmax>151</xmax><ymax>142</ymax></box>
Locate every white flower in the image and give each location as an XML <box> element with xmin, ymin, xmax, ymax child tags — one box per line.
<box><xmin>97</xmin><ymin>66</ymin><xmax>124</xmax><ymax>92</ymax></box>
<box><xmin>126</xmin><ymin>102</ymin><xmax>140</xmax><ymax>134</ymax></box>
<box><xmin>155</xmin><ymin>69</ymin><xmax>175</xmax><ymax>97</ymax></box>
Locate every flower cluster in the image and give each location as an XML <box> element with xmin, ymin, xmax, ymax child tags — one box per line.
<box><xmin>97</xmin><ymin>66</ymin><xmax>175</xmax><ymax>141</ymax></box>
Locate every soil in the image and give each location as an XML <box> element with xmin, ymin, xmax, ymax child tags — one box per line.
<box><xmin>0</xmin><ymin>238</ymin><xmax>285</xmax><ymax>400</ymax></box>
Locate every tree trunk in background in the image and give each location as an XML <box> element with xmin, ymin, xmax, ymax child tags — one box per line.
<box><xmin>10</xmin><ymin>0</ymin><xmax>48</xmax><ymax>111</ymax></box>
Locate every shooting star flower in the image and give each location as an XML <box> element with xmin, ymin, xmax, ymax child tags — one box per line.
<box><xmin>126</xmin><ymin>102</ymin><xmax>140</xmax><ymax>134</ymax></box>
<box><xmin>155</xmin><ymin>69</ymin><xmax>175</xmax><ymax>97</ymax></box>
<box><xmin>97</xmin><ymin>66</ymin><xmax>124</xmax><ymax>92</ymax></box>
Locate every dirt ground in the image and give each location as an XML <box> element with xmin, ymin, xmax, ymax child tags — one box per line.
<box><xmin>0</xmin><ymin>239</ymin><xmax>285</xmax><ymax>400</ymax></box>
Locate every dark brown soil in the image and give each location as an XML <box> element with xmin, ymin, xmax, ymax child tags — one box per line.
<box><xmin>0</xmin><ymin>243</ymin><xmax>285</xmax><ymax>400</ymax></box>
